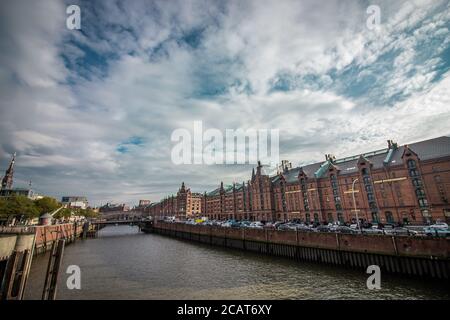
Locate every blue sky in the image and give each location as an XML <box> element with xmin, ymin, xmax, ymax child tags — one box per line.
<box><xmin>0</xmin><ymin>0</ymin><xmax>449</xmax><ymax>206</ymax></box>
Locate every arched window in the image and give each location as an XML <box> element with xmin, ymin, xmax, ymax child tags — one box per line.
<box><xmin>415</xmin><ymin>188</ymin><xmax>426</xmax><ymax>197</ymax></box>
<box><xmin>313</xmin><ymin>213</ymin><xmax>319</xmax><ymax>223</ymax></box>
<box><xmin>407</xmin><ymin>159</ymin><xmax>416</xmax><ymax>169</ymax></box>
<box><xmin>371</xmin><ymin>211</ymin><xmax>380</xmax><ymax>223</ymax></box>
<box><xmin>385</xmin><ymin>211</ymin><xmax>394</xmax><ymax>224</ymax></box>
<box><xmin>337</xmin><ymin>212</ymin><xmax>344</xmax><ymax>223</ymax></box>
<box><xmin>327</xmin><ymin>212</ymin><xmax>333</xmax><ymax>223</ymax></box>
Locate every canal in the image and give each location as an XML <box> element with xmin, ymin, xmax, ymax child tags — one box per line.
<box><xmin>24</xmin><ymin>225</ymin><xmax>450</xmax><ymax>300</ymax></box>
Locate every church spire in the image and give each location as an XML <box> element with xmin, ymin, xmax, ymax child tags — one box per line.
<box><xmin>1</xmin><ymin>152</ymin><xmax>16</xmax><ymax>190</ymax></box>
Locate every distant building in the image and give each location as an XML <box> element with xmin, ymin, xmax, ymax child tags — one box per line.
<box><xmin>1</xmin><ymin>152</ymin><xmax>15</xmax><ymax>190</ymax></box>
<box><xmin>138</xmin><ymin>200</ymin><xmax>151</xmax><ymax>207</ymax></box>
<box><xmin>99</xmin><ymin>203</ymin><xmax>129</xmax><ymax>213</ymax></box>
<box><xmin>143</xmin><ymin>182</ymin><xmax>203</xmax><ymax>220</ymax></box>
<box><xmin>0</xmin><ymin>188</ymin><xmax>39</xmax><ymax>200</ymax></box>
<box><xmin>61</xmin><ymin>196</ymin><xmax>89</xmax><ymax>210</ymax></box>
<box><xmin>0</xmin><ymin>153</ymin><xmax>41</xmax><ymax>200</ymax></box>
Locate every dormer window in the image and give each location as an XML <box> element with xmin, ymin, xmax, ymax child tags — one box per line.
<box><xmin>407</xmin><ymin>159</ymin><xmax>416</xmax><ymax>169</ymax></box>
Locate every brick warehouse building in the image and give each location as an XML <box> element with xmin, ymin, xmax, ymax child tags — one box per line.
<box><xmin>145</xmin><ymin>182</ymin><xmax>203</xmax><ymax>220</ymax></box>
<box><xmin>145</xmin><ymin>136</ymin><xmax>450</xmax><ymax>225</ymax></box>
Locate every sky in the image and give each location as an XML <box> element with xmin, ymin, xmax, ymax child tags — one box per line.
<box><xmin>0</xmin><ymin>0</ymin><xmax>449</xmax><ymax>206</ymax></box>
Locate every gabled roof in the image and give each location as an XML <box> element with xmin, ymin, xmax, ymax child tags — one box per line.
<box><xmin>206</xmin><ymin>187</ymin><xmax>221</xmax><ymax>196</ymax></box>
<box><xmin>272</xmin><ymin>136</ymin><xmax>450</xmax><ymax>181</ymax></box>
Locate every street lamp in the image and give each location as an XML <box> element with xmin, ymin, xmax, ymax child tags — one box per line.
<box><xmin>351</xmin><ymin>178</ymin><xmax>361</xmax><ymax>231</ymax></box>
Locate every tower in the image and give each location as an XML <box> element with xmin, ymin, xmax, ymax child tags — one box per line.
<box><xmin>1</xmin><ymin>152</ymin><xmax>16</xmax><ymax>190</ymax></box>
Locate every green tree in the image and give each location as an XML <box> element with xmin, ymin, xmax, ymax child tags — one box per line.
<box><xmin>54</xmin><ymin>208</ymin><xmax>73</xmax><ymax>219</ymax></box>
<box><xmin>82</xmin><ymin>208</ymin><xmax>99</xmax><ymax>218</ymax></box>
<box><xmin>34</xmin><ymin>197</ymin><xmax>60</xmax><ymax>215</ymax></box>
<box><xmin>0</xmin><ymin>195</ymin><xmax>40</xmax><ymax>220</ymax></box>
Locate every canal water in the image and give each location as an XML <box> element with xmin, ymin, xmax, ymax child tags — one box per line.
<box><xmin>24</xmin><ymin>225</ymin><xmax>450</xmax><ymax>300</ymax></box>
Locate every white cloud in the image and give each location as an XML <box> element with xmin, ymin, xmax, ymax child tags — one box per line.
<box><xmin>0</xmin><ymin>0</ymin><xmax>449</xmax><ymax>206</ymax></box>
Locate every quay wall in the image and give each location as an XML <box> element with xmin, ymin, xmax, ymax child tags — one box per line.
<box><xmin>152</xmin><ymin>221</ymin><xmax>450</xmax><ymax>280</ymax></box>
<box><xmin>0</xmin><ymin>223</ymin><xmax>84</xmax><ymax>256</ymax></box>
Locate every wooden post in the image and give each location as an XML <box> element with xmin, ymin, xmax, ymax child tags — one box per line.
<box><xmin>1</xmin><ymin>251</ymin><xmax>20</xmax><ymax>300</ymax></box>
<box><xmin>42</xmin><ymin>239</ymin><xmax>65</xmax><ymax>300</ymax></box>
<box><xmin>16</xmin><ymin>249</ymin><xmax>32</xmax><ymax>300</ymax></box>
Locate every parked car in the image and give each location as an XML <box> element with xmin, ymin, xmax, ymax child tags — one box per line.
<box><xmin>424</xmin><ymin>224</ymin><xmax>450</xmax><ymax>237</ymax></box>
<box><xmin>383</xmin><ymin>227</ymin><xmax>418</xmax><ymax>236</ymax></box>
<box><xmin>240</xmin><ymin>221</ymin><xmax>251</xmax><ymax>228</ymax></box>
<box><xmin>361</xmin><ymin>228</ymin><xmax>384</xmax><ymax>235</ymax></box>
<box><xmin>315</xmin><ymin>225</ymin><xmax>331</xmax><ymax>233</ymax></box>
<box><xmin>249</xmin><ymin>221</ymin><xmax>264</xmax><ymax>229</ymax></box>
<box><xmin>277</xmin><ymin>223</ymin><xmax>294</xmax><ymax>231</ymax></box>
<box><xmin>335</xmin><ymin>226</ymin><xmax>358</xmax><ymax>234</ymax></box>
<box><xmin>429</xmin><ymin>222</ymin><xmax>449</xmax><ymax>230</ymax></box>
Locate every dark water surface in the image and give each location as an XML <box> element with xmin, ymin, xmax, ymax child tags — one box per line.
<box><xmin>24</xmin><ymin>225</ymin><xmax>450</xmax><ymax>300</ymax></box>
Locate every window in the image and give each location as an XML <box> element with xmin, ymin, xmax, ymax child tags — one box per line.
<box><xmin>412</xmin><ymin>179</ymin><xmax>422</xmax><ymax>187</ymax></box>
<box><xmin>367</xmin><ymin>193</ymin><xmax>375</xmax><ymax>201</ymax></box>
<box><xmin>385</xmin><ymin>211</ymin><xmax>394</xmax><ymax>224</ymax></box>
<box><xmin>418</xmin><ymin>198</ymin><xmax>428</xmax><ymax>207</ymax></box>
<box><xmin>313</xmin><ymin>213</ymin><xmax>319</xmax><ymax>223</ymax></box>
<box><xmin>365</xmin><ymin>185</ymin><xmax>373</xmax><ymax>193</ymax></box>
<box><xmin>371</xmin><ymin>211</ymin><xmax>380</xmax><ymax>223</ymax></box>
<box><xmin>327</xmin><ymin>212</ymin><xmax>333</xmax><ymax>223</ymax></box>
<box><xmin>434</xmin><ymin>175</ymin><xmax>442</xmax><ymax>183</ymax></box>
<box><xmin>361</xmin><ymin>168</ymin><xmax>369</xmax><ymax>176</ymax></box>
<box><xmin>409</xmin><ymin>169</ymin><xmax>419</xmax><ymax>177</ymax></box>
<box><xmin>416</xmin><ymin>188</ymin><xmax>426</xmax><ymax>197</ymax></box>
<box><xmin>338</xmin><ymin>212</ymin><xmax>344</xmax><ymax>223</ymax></box>
<box><xmin>421</xmin><ymin>209</ymin><xmax>431</xmax><ymax>224</ymax></box>
<box><xmin>407</xmin><ymin>159</ymin><xmax>416</xmax><ymax>169</ymax></box>
<box><xmin>363</xmin><ymin>177</ymin><xmax>371</xmax><ymax>184</ymax></box>
<box><xmin>402</xmin><ymin>212</ymin><xmax>409</xmax><ymax>224</ymax></box>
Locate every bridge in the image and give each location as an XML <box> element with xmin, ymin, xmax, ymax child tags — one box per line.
<box><xmin>85</xmin><ymin>218</ymin><xmax>154</xmax><ymax>236</ymax></box>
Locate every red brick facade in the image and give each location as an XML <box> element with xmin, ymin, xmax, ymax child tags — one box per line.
<box><xmin>146</xmin><ymin>137</ymin><xmax>450</xmax><ymax>225</ymax></box>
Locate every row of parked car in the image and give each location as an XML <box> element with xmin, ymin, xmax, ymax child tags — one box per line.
<box><xmin>176</xmin><ymin>218</ymin><xmax>450</xmax><ymax>237</ymax></box>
